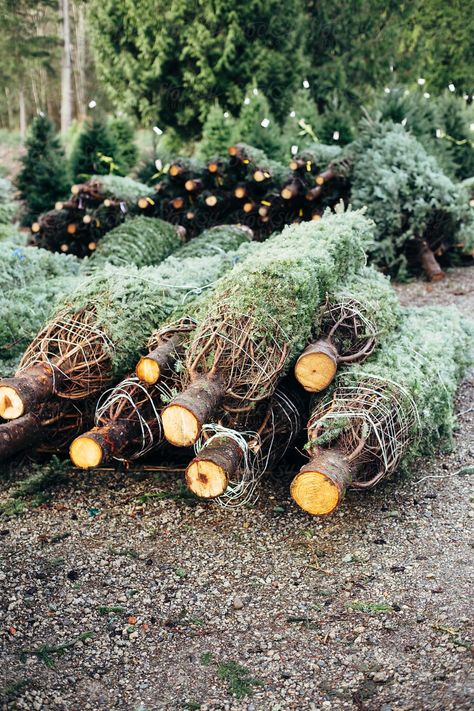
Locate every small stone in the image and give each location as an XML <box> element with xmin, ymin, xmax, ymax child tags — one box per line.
<box><xmin>233</xmin><ymin>597</ymin><xmax>244</xmax><ymax>610</ymax></box>
<box><xmin>342</xmin><ymin>554</ymin><xmax>353</xmax><ymax>563</ymax></box>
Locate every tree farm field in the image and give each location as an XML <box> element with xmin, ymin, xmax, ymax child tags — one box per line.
<box><xmin>1</xmin><ymin>265</ymin><xmax>473</xmax><ymax>710</ymax></box>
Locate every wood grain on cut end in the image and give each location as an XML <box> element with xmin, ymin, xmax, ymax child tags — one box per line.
<box><xmin>291</xmin><ymin>449</ymin><xmax>351</xmax><ymax>515</ymax></box>
<box><xmin>186</xmin><ymin>459</ymin><xmax>229</xmax><ymax>498</ymax></box>
<box><xmin>161</xmin><ymin>404</ymin><xmax>201</xmax><ymax>447</ymax></box>
<box><xmin>70</xmin><ymin>435</ymin><xmax>103</xmax><ymax>468</ymax></box>
<box><xmin>294</xmin><ymin>339</ymin><xmax>338</xmax><ymax>392</ymax></box>
<box><xmin>0</xmin><ymin>386</ymin><xmax>25</xmax><ymax>420</ymax></box>
<box><xmin>135</xmin><ymin>356</ymin><xmax>160</xmax><ymax>384</ymax></box>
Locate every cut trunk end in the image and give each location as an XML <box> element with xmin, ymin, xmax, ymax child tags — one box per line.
<box><xmin>186</xmin><ymin>435</ymin><xmax>243</xmax><ymax>498</ymax></box>
<box><xmin>70</xmin><ymin>420</ymin><xmax>136</xmax><ymax>468</ymax></box>
<box><xmin>290</xmin><ymin>448</ymin><xmax>351</xmax><ymax>515</ymax></box>
<box><xmin>70</xmin><ymin>433</ymin><xmax>104</xmax><ymax>468</ymax></box>
<box><xmin>294</xmin><ymin>339</ymin><xmax>338</xmax><ymax>392</ymax></box>
<box><xmin>161</xmin><ymin>376</ymin><xmax>224</xmax><ymax>447</ymax></box>
<box><xmin>418</xmin><ymin>239</ymin><xmax>445</xmax><ymax>282</ymax></box>
<box><xmin>0</xmin><ymin>364</ymin><xmax>56</xmax><ymax>420</ymax></box>
<box><xmin>135</xmin><ymin>337</ymin><xmax>177</xmax><ymax>384</ymax></box>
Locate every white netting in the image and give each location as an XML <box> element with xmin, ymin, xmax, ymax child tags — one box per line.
<box><xmin>320</xmin><ymin>295</ymin><xmax>378</xmax><ymax>363</ymax></box>
<box><xmin>308</xmin><ymin>373</ymin><xmax>420</xmax><ymax>488</ymax></box>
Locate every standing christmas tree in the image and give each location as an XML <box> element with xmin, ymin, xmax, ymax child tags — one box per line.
<box><xmin>70</xmin><ymin>119</ymin><xmax>118</xmax><ymax>182</ymax></box>
<box><xmin>236</xmin><ymin>84</ymin><xmax>283</xmax><ymax>158</ymax></box>
<box><xmin>197</xmin><ymin>102</ymin><xmax>236</xmax><ymax>160</ymax></box>
<box><xmin>16</xmin><ymin>114</ymin><xmax>70</xmax><ymax>227</ymax></box>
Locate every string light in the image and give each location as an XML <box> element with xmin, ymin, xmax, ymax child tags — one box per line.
<box><xmin>423</xmin><ymin>92</ymin><xmax>430</xmax><ymax>99</ymax></box>
<box><xmin>333</xmin><ymin>130</ymin><xmax>340</xmax><ymax>141</ymax></box>
<box><xmin>463</xmin><ymin>94</ymin><xmax>469</xmax><ymax>101</ymax></box>
<box><xmin>291</xmin><ymin>145</ymin><xmax>298</xmax><ymax>155</ymax></box>
<box><xmin>448</xmin><ymin>83</ymin><xmax>456</xmax><ymax>92</ymax></box>
<box><xmin>152</xmin><ymin>126</ymin><xmax>163</xmax><ymax>135</ymax></box>
<box><xmin>417</xmin><ymin>78</ymin><xmax>426</xmax><ymax>86</ymax></box>
<box><xmin>88</xmin><ymin>100</ymin><xmax>97</xmax><ymax>109</ymax></box>
<box><xmin>154</xmin><ymin>159</ymin><xmax>163</xmax><ymax>170</ymax></box>
<box><xmin>302</xmin><ymin>79</ymin><xmax>310</xmax><ymax>89</ymax></box>
<box><xmin>252</xmin><ymin>87</ymin><xmax>259</xmax><ymax>96</ymax></box>
<box><xmin>401</xmin><ymin>118</ymin><xmax>407</xmax><ymax>126</ymax></box>
<box><xmin>290</xmin><ymin>110</ymin><xmax>296</xmax><ymax>118</ymax></box>
<box><xmin>243</xmin><ymin>97</ymin><xmax>250</xmax><ymax>105</ymax></box>
<box><xmin>436</xmin><ymin>128</ymin><xmax>444</xmax><ymax>138</ymax></box>
<box><xmin>470</xmin><ymin>123</ymin><xmax>474</xmax><ymax>132</ymax></box>
<box><xmin>261</xmin><ymin>118</ymin><xmax>270</xmax><ymax>128</ymax></box>
<box><xmin>223</xmin><ymin>111</ymin><xmax>229</xmax><ymax>118</ymax></box>
<box><xmin>384</xmin><ymin>87</ymin><xmax>391</xmax><ymax>94</ymax></box>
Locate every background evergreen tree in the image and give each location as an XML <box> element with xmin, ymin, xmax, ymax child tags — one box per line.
<box><xmin>108</xmin><ymin>117</ymin><xmax>138</xmax><ymax>176</ymax></box>
<box><xmin>197</xmin><ymin>102</ymin><xmax>236</xmax><ymax>159</ymax></box>
<box><xmin>235</xmin><ymin>85</ymin><xmax>282</xmax><ymax>158</ymax></box>
<box><xmin>280</xmin><ymin>88</ymin><xmax>322</xmax><ymax>159</ymax></box>
<box><xmin>16</xmin><ymin>114</ymin><xmax>70</xmax><ymax>226</ymax></box>
<box><xmin>318</xmin><ymin>96</ymin><xmax>355</xmax><ymax>146</ymax></box>
<box><xmin>70</xmin><ymin>118</ymin><xmax>118</xmax><ymax>182</ymax></box>
<box><xmin>434</xmin><ymin>93</ymin><xmax>474</xmax><ymax>180</ymax></box>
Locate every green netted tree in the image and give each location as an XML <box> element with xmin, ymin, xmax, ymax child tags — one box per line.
<box><xmin>197</xmin><ymin>102</ymin><xmax>236</xmax><ymax>160</ymax></box>
<box><xmin>16</xmin><ymin>114</ymin><xmax>70</xmax><ymax>226</ymax></box>
<box><xmin>292</xmin><ymin>305</ymin><xmax>472</xmax><ymax>515</ymax></box>
<box><xmin>70</xmin><ymin>119</ymin><xmax>119</xmax><ymax>182</ymax></box>
<box><xmin>108</xmin><ymin>116</ymin><xmax>138</xmax><ymax>175</ymax></box>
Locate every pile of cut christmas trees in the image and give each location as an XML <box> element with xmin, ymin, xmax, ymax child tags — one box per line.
<box><xmin>1</xmin><ymin>207</ymin><xmax>472</xmax><ymax>515</ymax></box>
<box><xmin>30</xmin><ymin>120</ymin><xmax>474</xmax><ymax>281</ymax></box>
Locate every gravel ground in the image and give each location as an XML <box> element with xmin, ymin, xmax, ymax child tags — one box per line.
<box><xmin>1</xmin><ymin>266</ymin><xmax>473</xmax><ymax>711</ymax></box>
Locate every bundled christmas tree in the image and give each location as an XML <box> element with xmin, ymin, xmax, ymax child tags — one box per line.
<box><xmin>161</xmin><ymin>208</ymin><xmax>372</xmax><ymax>447</ymax></box>
<box><xmin>70</xmin><ymin>119</ymin><xmax>118</xmax><ymax>182</ymax></box>
<box><xmin>350</xmin><ymin>120</ymin><xmax>474</xmax><ymax>280</ymax></box>
<box><xmin>291</xmin><ymin>306</ymin><xmax>472</xmax><ymax>515</ymax></box>
<box><xmin>16</xmin><ymin>114</ymin><xmax>70</xmax><ymax>226</ymax></box>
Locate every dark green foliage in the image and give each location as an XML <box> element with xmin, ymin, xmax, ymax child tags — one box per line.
<box><xmin>235</xmin><ymin>85</ymin><xmax>283</xmax><ymax>158</ymax></box>
<box><xmin>70</xmin><ymin>119</ymin><xmax>119</xmax><ymax>182</ymax></box>
<box><xmin>434</xmin><ymin>93</ymin><xmax>474</xmax><ymax>180</ymax></box>
<box><xmin>350</xmin><ymin>121</ymin><xmax>474</xmax><ymax>278</ymax></box>
<box><xmin>197</xmin><ymin>103</ymin><xmax>236</xmax><ymax>160</ymax></box>
<box><xmin>89</xmin><ymin>0</ymin><xmax>306</xmax><ymax>139</ymax></box>
<box><xmin>108</xmin><ymin>116</ymin><xmax>138</xmax><ymax>175</ymax></box>
<box><xmin>16</xmin><ymin>114</ymin><xmax>70</xmax><ymax>226</ymax></box>
<box><xmin>280</xmin><ymin>89</ymin><xmax>322</xmax><ymax>158</ymax></box>
<box><xmin>317</xmin><ymin>96</ymin><xmax>355</xmax><ymax>146</ymax></box>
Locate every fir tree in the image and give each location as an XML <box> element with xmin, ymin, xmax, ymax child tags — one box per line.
<box><xmin>70</xmin><ymin>119</ymin><xmax>118</xmax><ymax>182</ymax></box>
<box><xmin>318</xmin><ymin>96</ymin><xmax>355</xmax><ymax>146</ymax></box>
<box><xmin>197</xmin><ymin>102</ymin><xmax>236</xmax><ymax>159</ymax></box>
<box><xmin>108</xmin><ymin>117</ymin><xmax>138</xmax><ymax>175</ymax></box>
<box><xmin>280</xmin><ymin>89</ymin><xmax>322</xmax><ymax>159</ymax></box>
<box><xmin>235</xmin><ymin>85</ymin><xmax>283</xmax><ymax>158</ymax></box>
<box><xmin>434</xmin><ymin>93</ymin><xmax>474</xmax><ymax>180</ymax></box>
<box><xmin>16</xmin><ymin>114</ymin><xmax>70</xmax><ymax>226</ymax></box>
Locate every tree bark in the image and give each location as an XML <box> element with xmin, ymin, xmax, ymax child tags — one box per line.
<box><xmin>161</xmin><ymin>375</ymin><xmax>225</xmax><ymax>447</ymax></box>
<box><xmin>417</xmin><ymin>239</ymin><xmax>445</xmax><ymax>281</ymax></box>
<box><xmin>291</xmin><ymin>447</ymin><xmax>351</xmax><ymax>516</ymax></box>
<box><xmin>59</xmin><ymin>0</ymin><xmax>72</xmax><ymax>134</ymax></box>
<box><xmin>186</xmin><ymin>435</ymin><xmax>243</xmax><ymax>498</ymax></box>
<box><xmin>19</xmin><ymin>87</ymin><xmax>27</xmax><ymax>139</ymax></box>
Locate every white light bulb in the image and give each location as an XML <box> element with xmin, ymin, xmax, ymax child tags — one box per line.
<box><xmin>390</xmin><ymin>64</ymin><xmax>394</xmax><ymax>72</ymax></box>
<box><xmin>470</xmin><ymin>123</ymin><xmax>474</xmax><ymax>132</ymax></box>
<box><xmin>401</xmin><ymin>118</ymin><xmax>407</xmax><ymax>126</ymax></box>
<box><xmin>261</xmin><ymin>118</ymin><xmax>270</xmax><ymax>128</ymax></box>
<box><xmin>252</xmin><ymin>87</ymin><xmax>259</xmax><ymax>96</ymax></box>
<box><xmin>448</xmin><ymin>83</ymin><xmax>456</xmax><ymax>92</ymax></box>
<box><xmin>302</xmin><ymin>79</ymin><xmax>310</xmax><ymax>89</ymax></box>
<box><xmin>153</xmin><ymin>126</ymin><xmax>163</xmax><ymax>135</ymax></box>
<box><xmin>423</xmin><ymin>92</ymin><xmax>430</xmax><ymax>99</ymax></box>
<box><xmin>290</xmin><ymin>110</ymin><xmax>296</xmax><ymax>118</ymax></box>
<box><xmin>223</xmin><ymin>111</ymin><xmax>229</xmax><ymax>118</ymax></box>
<box><xmin>291</xmin><ymin>145</ymin><xmax>298</xmax><ymax>155</ymax></box>
<box><xmin>333</xmin><ymin>130</ymin><xmax>340</xmax><ymax>141</ymax></box>
<box><xmin>436</xmin><ymin>128</ymin><xmax>444</xmax><ymax>138</ymax></box>
<box><xmin>155</xmin><ymin>159</ymin><xmax>162</xmax><ymax>170</ymax></box>
<box><xmin>244</xmin><ymin>97</ymin><xmax>250</xmax><ymax>105</ymax></box>
<box><xmin>384</xmin><ymin>87</ymin><xmax>390</xmax><ymax>94</ymax></box>
<box><xmin>417</xmin><ymin>78</ymin><xmax>426</xmax><ymax>86</ymax></box>
<box><xmin>88</xmin><ymin>100</ymin><xmax>97</xmax><ymax>109</ymax></box>
<box><xmin>463</xmin><ymin>94</ymin><xmax>469</xmax><ymax>101</ymax></box>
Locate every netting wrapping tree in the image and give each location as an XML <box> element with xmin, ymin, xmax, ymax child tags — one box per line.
<box><xmin>291</xmin><ymin>306</ymin><xmax>472</xmax><ymax>516</ymax></box>
<box><xmin>294</xmin><ymin>266</ymin><xmax>400</xmax><ymax>392</ymax></box>
<box><xmin>161</xmin><ymin>208</ymin><xmax>373</xmax><ymax>447</ymax></box>
<box><xmin>0</xmin><ymin>225</ymin><xmax>252</xmax><ymax>422</ymax></box>
<box><xmin>350</xmin><ymin>120</ymin><xmax>474</xmax><ymax>280</ymax></box>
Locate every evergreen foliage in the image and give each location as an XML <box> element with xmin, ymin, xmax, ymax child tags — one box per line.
<box><xmin>85</xmin><ymin>217</ymin><xmax>183</xmax><ymax>270</ymax></box>
<box><xmin>308</xmin><ymin>305</ymin><xmax>473</xmax><ymax>466</ymax></box>
<box><xmin>280</xmin><ymin>89</ymin><xmax>322</xmax><ymax>158</ymax></box>
<box><xmin>350</xmin><ymin>121</ymin><xmax>474</xmax><ymax>278</ymax></box>
<box><xmin>235</xmin><ymin>86</ymin><xmax>283</xmax><ymax>158</ymax></box>
<box><xmin>197</xmin><ymin>103</ymin><xmax>236</xmax><ymax>160</ymax></box>
<box><xmin>70</xmin><ymin>119</ymin><xmax>119</xmax><ymax>182</ymax></box>
<box><xmin>108</xmin><ymin>117</ymin><xmax>138</xmax><ymax>175</ymax></box>
<box><xmin>434</xmin><ymin>93</ymin><xmax>474</xmax><ymax>181</ymax></box>
<box><xmin>16</xmin><ymin>114</ymin><xmax>70</xmax><ymax>226</ymax></box>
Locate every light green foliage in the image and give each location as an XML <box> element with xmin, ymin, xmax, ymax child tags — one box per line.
<box><xmin>85</xmin><ymin>216</ymin><xmax>182</xmax><ymax>270</ymax></box>
<box><xmin>310</xmin><ymin>305</ymin><xmax>473</xmax><ymax>465</ymax></box>
<box><xmin>15</xmin><ymin>114</ymin><xmax>70</xmax><ymax>226</ymax></box>
<box><xmin>0</xmin><ymin>201</ymin><xmax>17</xmax><ymax>225</ymax></box>
<box><xmin>197</xmin><ymin>103</ymin><xmax>236</xmax><ymax>160</ymax></box>
<box><xmin>294</xmin><ymin>143</ymin><xmax>343</xmax><ymax>169</ymax></box>
<box><xmin>108</xmin><ymin>116</ymin><xmax>138</xmax><ymax>175</ymax></box>
<box><xmin>63</xmin><ymin>250</ymin><xmax>241</xmax><ymax>380</ymax></box>
<box><xmin>193</xmin><ymin>208</ymin><xmax>373</xmax><ymax>367</ymax></box>
<box><xmin>350</xmin><ymin>121</ymin><xmax>474</xmax><ymax>277</ymax></box>
<box><xmin>90</xmin><ymin>174</ymin><xmax>153</xmax><ymax>203</ymax></box>
<box><xmin>175</xmin><ymin>225</ymin><xmax>251</xmax><ymax>260</ymax></box>
<box><xmin>0</xmin><ymin>245</ymin><xmax>82</xmax><ymax>372</ymax></box>
<box><xmin>235</xmin><ymin>85</ymin><xmax>283</xmax><ymax>158</ymax></box>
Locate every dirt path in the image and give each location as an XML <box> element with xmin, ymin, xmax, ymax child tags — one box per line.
<box><xmin>1</xmin><ymin>267</ymin><xmax>473</xmax><ymax>711</ymax></box>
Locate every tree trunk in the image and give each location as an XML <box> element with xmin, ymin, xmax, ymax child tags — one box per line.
<box><xmin>59</xmin><ymin>0</ymin><xmax>72</xmax><ymax>134</ymax></box>
<box><xmin>294</xmin><ymin>338</ymin><xmax>338</xmax><ymax>392</ymax></box>
<box><xmin>0</xmin><ymin>413</ymin><xmax>42</xmax><ymax>461</ymax></box>
<box><xmin>185</xmin><ymin>436</ymin><xmax>244</xmax><ymax>498</ymax></box>
<box><xmin>161</xmin><ymin>375</ymin><xmax>225</xmax><ymax>447</ymax></box>
<box><xmin>71</xmin><ymin>0</ymin><xmax>87</xmax><ymax>120</ymax></box>
<box><xmin>290</xmin><ymin>447</ymin><xmax>351</xmax><ymax>516</ymax></box>
<box><xmin>417</xmin><ymin>239</ymin><xmax>445</xmax><ymax>282</ymax></box>
<box><xmin>19</xmin><ymin>87</ymin><xmax>27</xmax><ymax>139</ymax></box>
<box><xmin>70</xmin><ymin>420</ymin><xmax>137</xmax><ymax>468</ymax></box>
